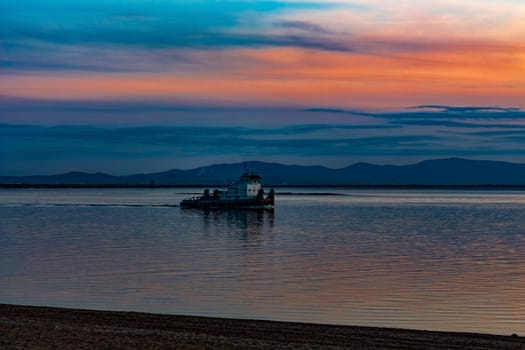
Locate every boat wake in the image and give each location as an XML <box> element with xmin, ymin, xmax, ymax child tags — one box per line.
<box><xmin>2</xmin><ymin>203</ymin><xmax>179</xmax><ymax>208</ymax></box>
<box><xmin>276</xmin><ymin>192</ymin><xmax>346</xmax><ymax>196</ymax></box>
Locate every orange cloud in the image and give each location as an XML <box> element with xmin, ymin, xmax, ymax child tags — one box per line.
<box><xmin>2</xmin><ymin>40</ymin><xmax>524</xmax><ymax>109</ymax></box>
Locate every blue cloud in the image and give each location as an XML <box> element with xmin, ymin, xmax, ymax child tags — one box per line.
<box><xmin>275</xmin><ymin>20</ymin><xmax>332</xmax><ymax>34</ymax></box>
<box><xmin>306</xmin><ymin>106</ymin><xmax>525</xmax><ymax>121</ymax></box>
<box><xmin>1</xmin><ymin>1</ymin><xmax>361</xmax><ymax>73</ymax></box>
<box><xmin>1</xmin><ymin>1</ymin><xmax>342</xmax><ymax>48</ymax></box>
<box><xmin>3</xmin><ymin>100</ymin><xmax>525</xmax><ymax>175</ymax></box>
<box><xmin>0</xmin><ymin>123</ymin><xmax>436</xmax><ymax>162</ymax></box>
<box><xmin>410</xmin><ymin>105</ymin><xmax>521</xmax><ymax>113</ymax></box>
<box><xmin>463</xmin><ymin>130</ymin><xmax>525</xmax><ymax>137</ymax></box>
<box><xmin>0</xmin><ymin>123</ymin><xmax>400</xmax><ymax>144</ymax></box>
<box><xmin>389</xmin><ymin>120</ymin><xmax>525</xmax><ymax>129</ymax></box>
<box><xmin>3</xmin><ymin>121</ymin><xmax>525</xmax><ymax>175</ymax></box>
<box><xmin>304</xmin><ymin>108</ymin><xmax>374</xmax><ymax>117</ymax></box>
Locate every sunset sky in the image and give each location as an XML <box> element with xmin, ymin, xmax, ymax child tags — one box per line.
<box><xmin>2</xmin><ymin>0</ymin><xmax>525</xmax><ymax>175</ymax></box>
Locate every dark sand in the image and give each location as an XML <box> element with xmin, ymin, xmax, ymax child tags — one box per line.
<box><xmin>1</xmin><ymin>304</ymin><xmax>524</xmax><ymax>349</ymax></box>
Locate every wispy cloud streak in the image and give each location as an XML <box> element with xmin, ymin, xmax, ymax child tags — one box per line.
<box><xmin>306</xmin><ymin>106</ymin><xmax>525</xmax><ymax>121</ymax></box>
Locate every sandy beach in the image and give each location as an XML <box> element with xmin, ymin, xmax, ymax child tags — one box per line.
<box><xmin>1</xmin><ymin>304</ymin><xmax>523</xmax><ymax>349</ymax></box>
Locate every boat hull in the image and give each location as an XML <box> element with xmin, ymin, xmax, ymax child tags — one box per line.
<box><xmin>180</xmin><ymin>197</ymin><xmax>274</xmax><ymax>209</ymax></box>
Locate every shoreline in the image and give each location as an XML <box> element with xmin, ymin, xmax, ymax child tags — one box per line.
<box><xmin>0</xmin><ymin>183</ymin><xmax>525</xmax><ymax>190</ymax></box>
<box><xmin>2</xmin><ymin>183</ymin><xmax>525</xmax><ymax>189</ymax></box>
<box><xmin>1</xmin><ymin>304</ymin><xmax>523</xmax><ymax>349</ymax></box>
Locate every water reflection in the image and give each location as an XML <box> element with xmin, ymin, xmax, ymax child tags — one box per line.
<box><xmin>2</xmin><ymin>189</ymin><xmax>525</xmax><ymax>335</ymax></box>
<box><xmin>186</xmin><ymin>208</ymin><xmax>274</xmax><ymax>238</ymax></box>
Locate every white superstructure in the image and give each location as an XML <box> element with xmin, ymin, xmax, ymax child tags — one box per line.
<box><xmin>219</xmin><ymin>171</ymin><xmax>262</xmax><ymax>200</ymax></box>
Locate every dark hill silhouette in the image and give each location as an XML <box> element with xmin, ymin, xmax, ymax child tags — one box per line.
<box><xmin>2</xmin><ymin>158</ymin><xmax>525</xmax><ymax>186</ymax></box>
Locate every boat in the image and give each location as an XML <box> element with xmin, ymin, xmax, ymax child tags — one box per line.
<box><xmin>180</xmin><ymin>170</ymin><xmax>275</xmax><ymax>209</ymax></box>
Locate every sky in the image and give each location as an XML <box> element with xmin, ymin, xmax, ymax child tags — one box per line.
<box><xmin>1</xmin><ymin>0</ymin><xmax>525</xmax><ymax>175</ymax></box>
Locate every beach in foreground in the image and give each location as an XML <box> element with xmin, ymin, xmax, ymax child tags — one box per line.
<box><xmin>1</xmin><ymin>304</ymin><xmax>523</xmax><ymax>350</ymax></box>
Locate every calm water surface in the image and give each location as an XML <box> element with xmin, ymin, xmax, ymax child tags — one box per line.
<box><xmin>1</xmin><ymin>188</ymin><xmax>525</xmax><ymax>335</ymax></box>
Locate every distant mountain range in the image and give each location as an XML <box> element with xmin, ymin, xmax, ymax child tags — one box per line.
<box><xmin>2</xmin><ymin>158</ymin><xmax>525</xmax><ymax>186</ymax></box>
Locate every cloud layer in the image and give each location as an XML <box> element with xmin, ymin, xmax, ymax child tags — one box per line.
<box><xmin>2</xmin><ymin>103</ymin><xmax>525</xmax><ymax>175</ymax></box>
<box><xmin>2</xmin><ymin>1</ymin><xmax>525</xmax><ymax>173</ymax></box>
<box><xmin>2</xmin><ymin>0</ymin><xmax>524</xmax><ymax>108</ymax></box>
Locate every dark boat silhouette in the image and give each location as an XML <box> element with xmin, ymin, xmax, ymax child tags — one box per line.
<box><xmin>180</xmin><ymin>171</ymin><xmax>275</xmax><ymax>209</ymax></box>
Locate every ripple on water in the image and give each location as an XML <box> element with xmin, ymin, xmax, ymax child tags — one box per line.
<box><xmin>1</xmin><ymin>188</ymin><xmax>525</xmax><ymax>335</ymax></box>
